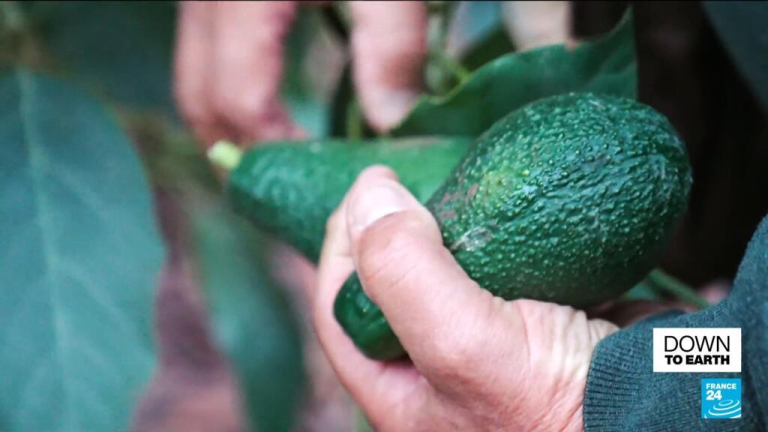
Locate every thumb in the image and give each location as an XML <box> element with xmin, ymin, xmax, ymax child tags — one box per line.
<box><xmin>344</xmin><ymin>170</ymin><xmax>497</xmax><ymax>371</ymax></box>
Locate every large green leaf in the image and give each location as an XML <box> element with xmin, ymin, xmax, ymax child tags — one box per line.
<box><xmin>36</xmin><ymin>1</ymin><xmax>178</xmax><ymax>117</ymax></box>
<box><xmin>0</xmin><ymin>70</ymin><xmax>163</xmax><ymax>431</ymax></box>
<box><xmin>192</xmin><ymin>200</ymin><xmax>305</xmax><ymax>432</ymax></box>
<box><xmin>392</xmin><ymin>11</ymin><xmax>636</xmax><ymax>137</ymax></box>
<box><xmin>703</xmin><ymin>1</ymin><xmax>768</xmax><ymax>111</ymax></box>
<box><xmin>131</xmin><ymin>108</ymin><xmax>306</xmax><ymax>431</ymax></box>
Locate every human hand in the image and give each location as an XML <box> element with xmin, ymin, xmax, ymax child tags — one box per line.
<box><xmin>313</xmin><ymin>166</ymin><xmax>619</xmax><ymax>431</ymax></box>
<box><xmin>174</xmin><ymin>1</ymin><xmax>427</xmax><ymax>146</ymax></box>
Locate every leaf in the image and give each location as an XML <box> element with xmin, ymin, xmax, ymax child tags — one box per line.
<box><xmin>131</xmin><ymin>107</ymin><xmax>305</xmax><ymax>431</ymax></box>
<box><xmin>37</xmin><ymin>1</ymin><xmax>178</xmax><ymax>117</ymax></box>
<box><xmin>703</xmin><ymin>1</ymin><xmax>768</xmax><ymax>111</ymax></box>
<box><xmin>328</xmin><ymin>64</ymin><xmax>356</xmax><ymax>138</ymax></box>
<box><xmin>0</xmin><ymin>69</ymin><xmax>164</xmax><ymax>431</ymax></box>
<box><xmin>459</xmin><ymin>26</ymin><xmax>515</xmax><ymax>72</ymax></box>
<box><xmin>392</xmin><ymin>11</ymin><xmax>636</xmax><ymax>137</ymax></box>
<box><xmin>192</xmin><ymin>200</ymin><xmax>305</xmax><ymax>432</ymax></box>
<box><xmin>282</xmin><ymin>8</ymin><xmax>343</xmax><ymax>138</ymax></box>
<box><xmin>449</xmin><ymin>1</ymin><xmax>511</xmax><ymax>70</ymax></box>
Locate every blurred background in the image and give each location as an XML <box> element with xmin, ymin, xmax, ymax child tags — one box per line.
<box><xmin>0</xmin><ymin>2</ymin><xmax>766</xmax><ymax>431</ymax></box>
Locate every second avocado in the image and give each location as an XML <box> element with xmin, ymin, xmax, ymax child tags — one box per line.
<box><xmin>333</xmin><ymin>93</ymin><xmax>692</xmax><ymax>360</ymax></box>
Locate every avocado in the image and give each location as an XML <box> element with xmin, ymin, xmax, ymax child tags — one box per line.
<box><xmin>333</xmin><ymin>93</ymin><xmax>692</xmax><ymax>360</ymax></box>
<box><xmin>219</xmin><ymin>137</ymin><xmax>473</xmax><ymax>262</ymax></box>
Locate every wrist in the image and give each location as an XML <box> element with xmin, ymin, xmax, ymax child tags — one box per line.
<box><xmin>556</xmin><ymin>318</ymin><xmax>618</xmax><ymax>432</ymax></box>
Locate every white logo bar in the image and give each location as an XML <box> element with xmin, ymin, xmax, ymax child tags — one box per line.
<box><xmin>653</xmin><ymin>328</ymin><xmax>741</xmax><ymax>373</ymax></box>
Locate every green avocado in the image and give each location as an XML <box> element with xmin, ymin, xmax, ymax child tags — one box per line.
<box><xmin>333</xmin><ymin>93</ymin><xmax>692</xmax><ymax>360</ymax></box>
<box><xmin>221</xmin><ymin>137</ymin><xmax>472</xmax><ymax>262</ymax></box>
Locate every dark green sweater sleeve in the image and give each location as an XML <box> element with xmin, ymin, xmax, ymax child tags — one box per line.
<box><xmin>584</xmin><ymin>216</ymin><xmax>768</xmax><ymax>431</ymax></box>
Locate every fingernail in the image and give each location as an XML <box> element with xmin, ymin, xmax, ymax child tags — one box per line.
<box><xmin>350</xmin><ymin>184</ymin><xmax>409</xmax><ymax>232</ymax></box>
<box><xmin>368</xmin><ymin>91</ymin><xmax>419</xmax><ymax>132</ymax></box>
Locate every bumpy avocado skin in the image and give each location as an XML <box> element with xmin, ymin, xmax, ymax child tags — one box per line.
<box><xmin>227</xmin><ymin>137</ymin><xmax>472</xmax><ymax>263</ymax></box>
<box><xmin>335</xmin><ymin>93</ymin><xmax>693</xmax><ymax>360</ymax></box>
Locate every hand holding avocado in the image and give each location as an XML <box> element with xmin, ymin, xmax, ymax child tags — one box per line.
<box><xmin>213</xmin><ymin>92</ymin><xmax>692</xmax><ymax>359</ymax></box>
<box><xmin>313</xmin><ymin>165</ymin><xmax>618</xmax><ymax>431</ymax></box>
<box><xmin>210</xmin><ymin>89</ymin><xmax>768</xmax><ymax>430</ymax></box>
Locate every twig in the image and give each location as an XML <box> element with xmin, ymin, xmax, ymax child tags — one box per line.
<box><xmin>648</xmin><ymin>269</ymin><xmax>711</xmax><ymax>310</ymax></box>
<box><xmin>425</xmin><ymin>1</ymin><xmax>465</xmax><ymax>94</ymax></box>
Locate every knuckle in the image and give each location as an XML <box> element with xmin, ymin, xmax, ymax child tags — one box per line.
<box><xmin>178</xmin><ymin>103</ymin><xmax>209</xmax><ymax>127</ymax></box>
<box><xmin>211</xmin><ymin>92</ymin><xmax>249</xmax><ymax>121</ymax></box>
<box><xmin>174</xmin><ymin>91</ymin><xmax>210</xmax><ymax>130</ymax></box>
<box><xmin>172</xmin><ymin>71</ymin><xmax>201</xmax><ymax>106</ymax></box>
<box><xmin>176</xmin><ymin>105</ymin><xmax>215</xmax><ymax>140</ymax></box>
<box><xmin>428</xmin><ymin>343</ymin><xmax>475</xmax><ymax>383</ymax></box>
<box><xmin>174</xmin><ymin>88</ymin><xmax>203</xmax><ymax>120</ymax></box>
<box><xmin>426</xmin><ymin>335</ymin><xmax>489</xmax><ymax>396</ymax></box>
<box><xmin>430</xmin><ymin>323</ymin><xmax>482</xmax><ymax>374</ymax></box>
<box><xmin>428</xmin><ymin>334</ymin><xmax>461</xmax><ymax>370</ymax></box>
<box><xmin>211</xmin><ymin>92</ymin><xmax>248</xmax><ymax>121</ymax></box>
<box><xmin>356</xmin><ymin>212</ymin><xmax>421</xmax><ymax>282</ymax></box>
<box><xmin>427</xmin><ymin>300</ymin><xmax>495</xmax><ymax>382</ymax></box>
<box><xmin>211</xmin><ymin>91</ymin><xmax>286</xmax><ymax>135</ymax></box>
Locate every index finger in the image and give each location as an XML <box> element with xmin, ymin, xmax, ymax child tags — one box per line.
<box><xmin>349</xmin><ymin>1</ymin><xmax>427</xmax><ymax>132</ymax></box>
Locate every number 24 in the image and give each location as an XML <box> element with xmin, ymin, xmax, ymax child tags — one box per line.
<box><xmin>706</xmin><ymin>390</ymin><xmax>723</xmax><ymax>400</ymax></box>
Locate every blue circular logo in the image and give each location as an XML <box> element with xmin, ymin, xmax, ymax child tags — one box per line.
<box><xmin>703</xmin><ymin>399</ymin><xmax>742</xmax><ymax>419</ymax></box>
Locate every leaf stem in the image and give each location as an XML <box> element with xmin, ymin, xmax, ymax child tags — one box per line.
<box><xmin>648</xmin><ymin>269</ymin><xmax>711</xmax><ymax>310</ymax></box>
<box><xmin>346</xmin><ymin>98</ymin><xmax>364</xmax><ymax>140</ymax></box>
<box><xmin>207</xmin><ymin>141</ymin><xmax>243</xmax><ymax>172</ymax></box>
<box><xmin>433</xmin><ymin>53</ymin><xmax>471</xmax><ymax>83</ymax></box>
<box><xmin>425</xmin><ymin>1</ymin><xmax>464</xmax><ymax>94</ymax></box>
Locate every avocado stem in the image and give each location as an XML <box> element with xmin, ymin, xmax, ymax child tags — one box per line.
<box><xmin>648</xmin><ymin>269</ymin><xmax>711</xmax><ymax>310</ymax></box>
<box><xmin>208</xmin><ymin>140</ymin><xmax>243</xmax><ymax>171</ymax></box>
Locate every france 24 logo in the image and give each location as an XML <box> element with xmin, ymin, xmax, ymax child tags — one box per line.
<box><xmin>702</xmin><ymin>379</ymin><xmax>742</xmax><ymax>419</ymax></box>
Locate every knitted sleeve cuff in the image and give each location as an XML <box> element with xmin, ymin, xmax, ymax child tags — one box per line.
<box><xmin>583</xmin><ymin>310</ymin><xmax>752</xmax><ymax>431</ymax></box>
